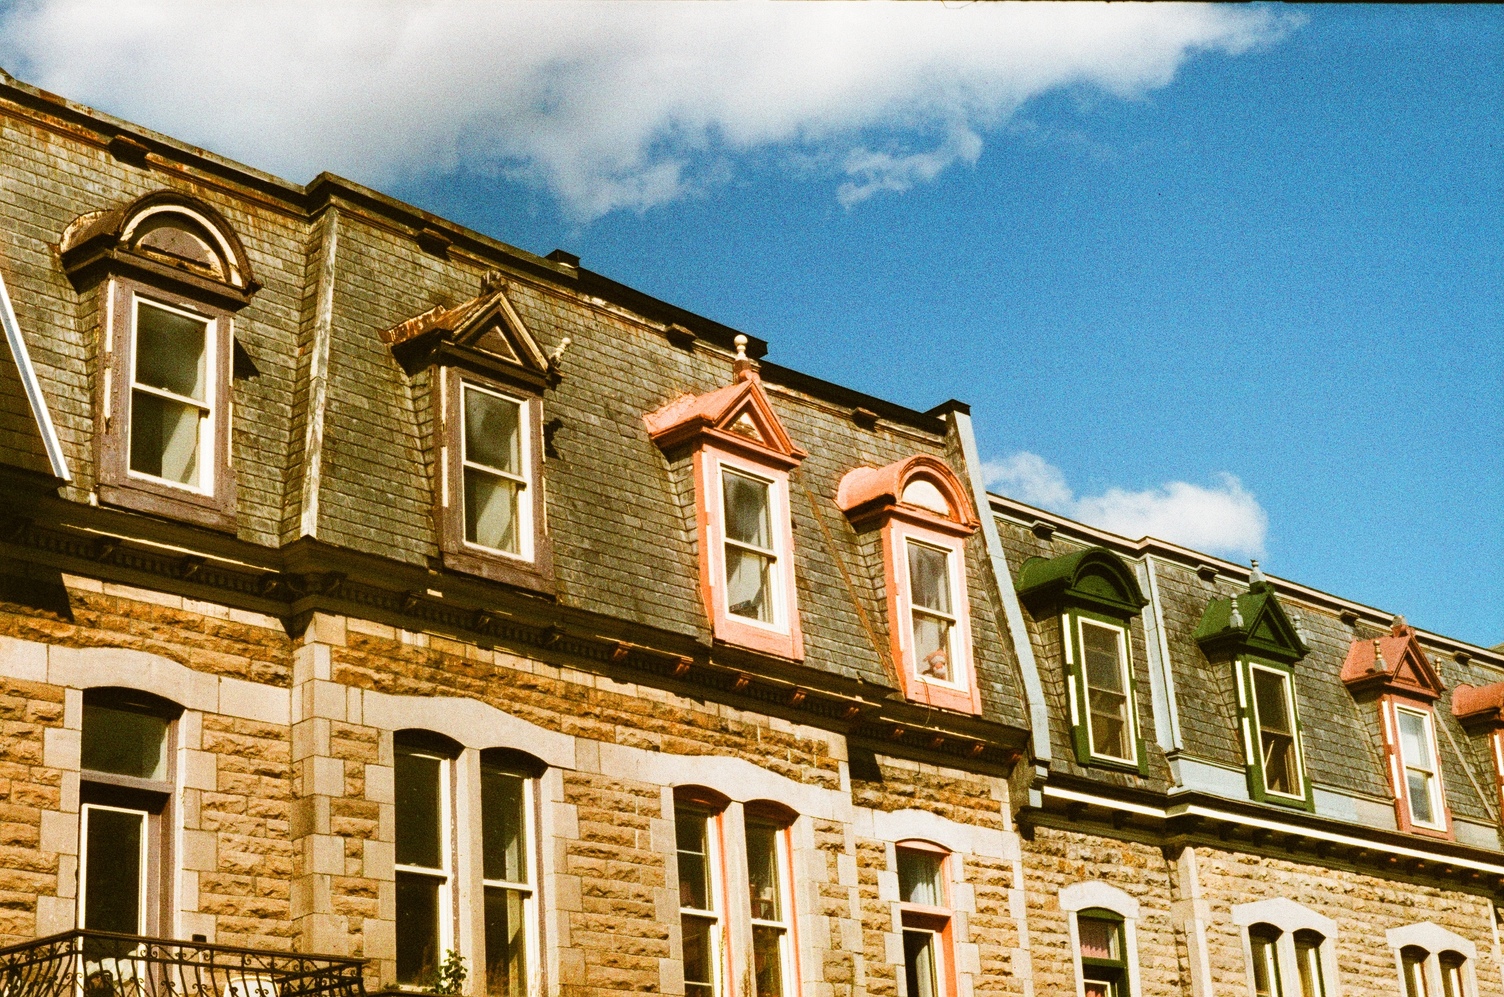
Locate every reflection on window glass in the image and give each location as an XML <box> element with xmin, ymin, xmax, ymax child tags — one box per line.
<box><xmin>1401</xmin><ymin>947</ymin><xmax>1429</xmax><ymax>997</ymax></box>
<box><xmin>1293</xmin><ymin>931</ymin><xmax>1325</xmax><ymax>997</ymax></box>
<box><xmin>1080</xmin><ymin>621</ymin><xmax>1131</xmax><ymax>761</ymax></box>
<box><xmin>463</xmin><ymin>385</ymin><xmax>526</xmax><ymax>554</ymax></box>
<box><xmin>1439</xmin><ymin>953</ymin><xmax>1465</xmax><ymax>997</ymax></box>
<box><xmin>1250</xmin><ymin>925</ymin><xmax>1282</xmax><ymax>997</ymax></box>
<box><xmin>907</xmin><ymin>541</ymin><xmax>955</xmax><ymax>683</ymax></box>
<box><xmin>746</xmin><ymin>820</ymin><xmax>788</xmax><ymax>997</ymax></box>
<box><xmin>131</xmin><ymin>300</ymin><xmax>209</xmax><ymax>487</ymax></box>
<box><xmin>396</xmin><ymin>871</ymin><xmax>441</xmax><ymax>986</ymax></box>
<box><xmin>897</xmin><ymin>848</ymin><xmax>944</xmax><ymax>907</ymax></box>
<box><xmin>485</xmin><ymin>885</ymin><xmax>527</xmax><ymax>997</ymax></box>
<box><xmin>677</xmin><ymin>804</ymin><xmax>719</xmax><ymax>997</ymax></box>
<box><xmin>81</xmin><ymin>704</ymin><xmax>168</xmax><ymax>779</ymax></box>
<box><xmin>395</xmin><ymin>741</ymin><xmax>447</xmax><ymax>988</ymax></box>
<box><xmin>722</xmin><ymin>470</ymin><xmax>775</xmax><ymax>622</ymax></box>
<box><xmin>395</xmin><ymin>747</ymin><xmax>443</xmax><ymax>869</ymax></box>
<box><xmin>1252</xmin><ymin>668</ymin><xmax>1300</xmax><ymax>796</ymax></box>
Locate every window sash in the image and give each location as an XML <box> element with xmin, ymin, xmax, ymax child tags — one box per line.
<box><xmin>721</xmin><ymin>469</ymin><xmax>777</xmax><ymax>557</ymax></box>
<box><xmin>902</xmin><ymin>928</ymin><xmax>944</xmax><ymax>997</ymax></box>
<box><xmin>1395</xmin><ymin>707</ymin><xmax>1444</xmax><ymax>826</ymax></box>
<box><xmin>1294</xmin><ymin>935</ymin><xmax>1326</xmax><ymax>997</ymax></box>
<box><xmin>79</xmin><ymin>803</ymin><xmax>150</xmax><ymax>937</ymax></box>
<box><xmin>1401</xmin><ymin>949</ymin><xmax>1430</xmax><ymax>997</ymax></box>
<box><xmin>1250</xmin><ymin>928</ymin><xmax>1283</xmax><ymax>997</ymax></box>
<box><xmin>394</xmin><ymin>746</ymin><xmax>451</xmax><ymax>988</ymax></box>
<box><xmin>1249</xmin><ymin>665</ymin><xmax>1304</xmax><ymax>798</ymax></box>
<box><xmin>457</xmin><ymin>381</ymin><xmax>532</xmax><ymax>559</ymax></box>
<box><xmin>1077</xmin><ymin>618</ymin><xmax>1135</xmax><ymax>762</ymax></box>
<box><xmin>128</xmin><ymin>296</ymin><xmax>215</xmax><ymax>492</ymax></box>
<box><xmin>717</xmin><ymin>464</ymin><xmax>782</xmax><ymax>627</ymax></box>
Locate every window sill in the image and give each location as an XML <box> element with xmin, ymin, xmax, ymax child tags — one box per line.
<box><xmin>440</xmin><ymin>546</ymin><xmax>554</xmax><ymax>596</ymax></box>
<box><xmin>98</xmin><ymin>481</ymin><xmax>236</xmax><ymax>532</ymax></box>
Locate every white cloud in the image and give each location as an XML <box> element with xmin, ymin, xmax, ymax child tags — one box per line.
<box><xmin>0</xmin><ymin>1</ymin><xmax>1299</xmax><ymax>220</ymax></box>
<box><xmin>982</xmin><ymin>452</ymin><xmax>1268</xmax><ymax>560</ymax></box>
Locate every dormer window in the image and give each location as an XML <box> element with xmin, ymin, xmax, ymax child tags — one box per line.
<box><xmin>837</xmin><ymin>455</ymin><xmax>981</xmax><ymax>713</ymax></box>
<box><xmin>1194</xmin><ymin>567</ymin><xmax>1313</xmax><ymax>809</ymax></box>
<box><xmin>1341</xmin><ymin>616</ymin><xmax>1452</xmax><ymax>837</ymax></box>
<box><xmin>382</xmin><ymin>271</ymin><xmax>555</xmax><ymax>593</ymax></box>
<box><xmin>61</xmin><ymin>191</ymin><xmax>257</xmax><ymax>531</ymax></box>
<box><xmin>646</xmin><ymin>339</ymin><xmax>807</xmax><ymax>660</ymax></box>
<box><xmin>1017</xmin><ymin>546</ymin><xmax>1150</xmax><ymax>773</ymax></box>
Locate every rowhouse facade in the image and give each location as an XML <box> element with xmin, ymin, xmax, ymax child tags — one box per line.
<box><xmin>0</xmin><ymin>66</ymin><xmax>1501</xmax><ymax>997</ymax></box>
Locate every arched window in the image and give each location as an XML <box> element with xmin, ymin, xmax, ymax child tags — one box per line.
<box><xmin>1387</xmin><ymin>922</ymin><xmax>1477</xmax><ymax>997</ymax></box>
<box><xmin>675</xmin><ymin>787</ymin><xmax>732</xmax><ymax>997</ymax></box>
<box><xmin>480</xmin><ymin>748</ymin><xmax>544</xmax><ymax>997</ymax></box>
<box><xmin>394</xmin><ymin>730</ymin><xmax>462</xmax><ymax>987</ymax></box>
<box><xmin>896</xmin><ymin>841</ymin><xmax>955</xmax><ymax>997</ymax></box>
<box><xmin>743</xmin><ymin>801</ymin><xmax>798</xmax><ymax>997</ymax></box>
<box><xmin>1232</xmin><ymin>898</ymin><xmax>1337</xmax><ymax>997</ymax></box>
<box><xmin>77</xmin><ymin>688</ymin><xmax>182</xmax><ymax>948</ymax></box>
<box><xmin>1060</xmin><ymin>882</ymin><xmax>1140</xmax><ymax>997</ymax></box>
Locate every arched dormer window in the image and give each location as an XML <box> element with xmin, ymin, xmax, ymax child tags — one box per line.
<box><xmin>1194</xmin><ymin>564</ymin><xmax>1314</xmax><ymax>810</ymax></box>
<box><xmin>61</xmin><ymin>191</ymin><xmax>257</xmax><ymax>531</ymax></box>
<box><xmin>837</xmin><ymin>455</ymin><xmax>981</xmax><ymax>714</ymax></box>
<box><xmin>1017</xmin><ymin>547</ymin><xmax>1150</xmax><ymax>773</ymax></box>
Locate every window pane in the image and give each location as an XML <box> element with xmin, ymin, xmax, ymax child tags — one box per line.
<box><xmin>912</xmin><ymin>612</ymin><xmax>953</xmax><ymax>683</ymax></box>
<box><xmin>484</xmin><ymin>886</ymin><xmax>527</xmax><ymax>997</ymax></box>
<box><xmin>464</xmin><ymin>388</ymin><xmax>522</xmax><ymax>474</ymax></box>
<box><xmin>906</xmin><ymin>543</ymin><xmax>952</xmax><ymax>615</ymax></box>
<box><xmin>723</xmin><ymin>471</ymin><xmax>772</xmax><ymax>550</ymax></box>
<box><xmin>395</xmin><ymin>747</ymin><xmax>443</xmax><ymax>870</ymax></box>
<box><xmin>746</xmin><ymin>822</ymin><xmax>782</xmax><ymax>922</ymax></box>
<box><xmin>1081</xmin><ymin>623</ymin><xmax>1130</xmax><ymax>759</ymax></box>
<box><xmin>725</xmin><ymin>547</ymin><xmax>773</xmax><ymax>622</ymax></box>
<box><xmin>396</xmin><ymin>872</ymin><xmax>441</xmax><ymax>987</ymax></box>
<box><xmin>481</xmin><ymin>767</ymin><xmax>527</xmax><ymax>884</ymax></box>
<box><xmin>752</xmin><ymin>924</ymin><xmax>785</xmax><ymax>997</ymax></box>
<box><xmin>1408</xmin><ymin>769</ymin><xmax>1436</xmax><ymax>826</ymax></box>
<box><xmin>1440</xmin><ymin>954</ymin><xmax>1465</xmax><ymax>997</ymax></box>
<box><xmin>1082</xmin><ymin>968</ymin><xmax>1122</xmax><ymax>997</ymax></box>
<box><xmin>1088</xmin><ymin>685</ymin><xmax>1130</xmax><ymax>760</ymax></box>
<box><xmin>676</xmin><ymin>807</ymin><xmax>712</xmax><ymax>912</ymax></box>
<box><xmin>1077</xmin><ymin>916</ymin><xmax>1121</xmax><ymax>963</ymax></box>
<box><xmin>1263</xmin><ymin>732</ymin><xmax>1300</xmax><ymax>796</ymax></box>
<box><xmin>82</xmin><ymin>705</ymin><xmax>168</xmax><ymax>780</ymax></box>
<box><xmin>897</xmin><ymin>848</ymin><xmax>944</xmax><ymax>907</ymax></box>
<box><xmin>130</xmin><ymin>390</ymin><xmax>202</xmax><ymax>486</ymax></box>
<box><xmin>1398</xmin><ymin>711</ymin><xmax>1432</xmax><ymax>772</ymax></box>
<box><xmin>903</xmin><ymin>929</ymin><xmax>939</xmax><ymax>997</ymax></box>
<box><xmin>1251</xmin><ymin>928</ymin><xmax>1282</xmax><ymax>997</ymax></box>
<box><xmin>1253</xmin><ymin>669</ymin><xmax>1293</xmax><ymax>735</ymax></box>
<box><xmin>1081</xmin><ymin>623</ymin><xmax>1125</xmax><ymax>695</ymax></box>
<box><xmin>136</xmin><ymin>301</ymin><xmax>207</xmax><ymax>400</ymax></box>
<box><xmin>1294</xmin><ymin>933</ymin><xmax>1325</xmax><ymax>997</ymax></box>
<box><xmin>82</xmin><ymin>807</ymin><xmax>144</xmax><ymax>935</ymax></box>
<box><xmin>1401</xmin><ymin>948</ymin><xmax>1429</xmax><ymax>997</ymax></box>
<box><xmin>464</xmin><ymin>468</ymin><xmax>521</xmax><ymax>554</ymax></box>
<box><xmin>682</xmin><ymin>913</ymin><xmax>716</xmax><ymax>997</ymax></box>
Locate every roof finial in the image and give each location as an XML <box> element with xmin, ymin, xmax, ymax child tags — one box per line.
<box><xmin>481</xmin><ymin>269</ymin><xmax>506</xmax><ymax>294</ymax></box>
<box><xmin>1248</xmin><ymin>559</ymin><xmax>1267</xmax><ymax>592</ymax></box>
<box><xmin>1228</xmin><ymin>596</ymin><xmax>1244</xmax><ymax>630</ymax></box>
<box><xmin>1390</xmin><ymin>614</ymin><xmax>1408</xmax><ymax>636</ymax></box>
<box><xmin>1290</xmin><ymin>609</ymin><xmax>1307</xmax><ymax>642</ymax></box>
<box><xmin>1371</xmin><ymin>638</ymin><xmax>1387</xmax><ymax>673</ymax></box>
<box><xmin>732</xmin><ymin>334</ymin><xmax>755</xmax><ymax>379</ymax></box>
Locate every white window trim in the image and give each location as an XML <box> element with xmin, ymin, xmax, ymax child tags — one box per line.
<box><xmin>458</xmin><ymin>381</ymin><xmax>535</xmax><ymax>563</ymax></box>
<box><xmin>395</xmin><ymin>747</ymin><xmax>455</xmax><ymax>987</ymax></box>
<box><xmin>744</xmin><ymin>817</ymin><xmax>797</xmax><ymax>997</ymax></box>
<box><xmin>1070</xmin><ymin>615</ymin><xmax>1139</xmax><ymax>765</ymax></box>
<box><xmin>1232</xmin><ymin>898</ymin><xmax>1341</xmax><ymax>997</ymax></box>
<box><xmin>1386</xmin><ymin>922</ymin><xmax>1478</xmax><ymax>997</ymax></box>
<box><xmin>1246</xmin><ymin>662</ymin><xmax>1308</xmax><ymax>801</ymax></box>
<box><xmin>705</xmin><ymin>450</ymin><xmax>793</xmax><ymax>636</ymax></box>
<box><xmin>677</xmin><ymin>804</ymin><xmax>728</xmax><ymax>997</ymax></box>
<box><xmin>1059</xmin><ymin>881</ymin><xmax>1141</xmax><ymax>997</ymax></box>
<box><xmin>471</xmin><ymin>759</ymin><xmax>540</xmax><ymax>997</ymax></box>
<box><xmin>894</xmin><ymin>527</ymin><xmax>971</xmax><ymax>693</ymax></box>
<box><xmin>78</xmin><ymin>802</ymin><xmax>151</xmax><ymax>935</ymax></box>
<box><xmin>126</xmin><ymin>291</ymin><xmax>218</xmax><ymax>497</ymax></box>
<box><xmin>1392</xmin><ymin>704</ymin><xmax>1447</xmax><ymax>830</ymax></box>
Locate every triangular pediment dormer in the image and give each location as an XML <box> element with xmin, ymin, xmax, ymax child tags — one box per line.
<box><xmin>643</xmin><ymin>364</ymin><xmax>806</xmax><ymax>469</ymax></box>
<box><xmin>1341</xmin><ymin>617</ymin><xmax>1444</xmax><ymax>701</ymax></box>
<box><xmin>1193</xmin><ymin>564</ymin><xmax>1309</xmax><ymax>665</ymax></box>
<box><xmin>381</xmin><ymin>271</ymin><xmax>550</xmax><ymax>385</ymax></box>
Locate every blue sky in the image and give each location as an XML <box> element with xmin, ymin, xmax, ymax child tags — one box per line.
<box><xmin>1</xmin><ymin>3</ymin><xmax>1499</xmax><ymax>645</ymax></box>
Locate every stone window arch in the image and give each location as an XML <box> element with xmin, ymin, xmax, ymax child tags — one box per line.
<box><xmin>1059</xmin><ymin>881</ymin><xmax>1141</xmax><ymax>997</ymax></box>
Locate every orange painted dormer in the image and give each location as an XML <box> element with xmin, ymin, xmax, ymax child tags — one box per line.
<box><xmin>646</xmin><ymin>339</ymin><xmax>807</xmax><ymax>660</ymax></box>
<box><xmin>1343</xmin><ymin>617</ymin><xmax>1452</xmax><ymax>838</ymax></box>
<box><xmin>1453</xmin><ymin>681</ymin><xmax>1504</xmax><ymax>830</ymax></box>
<box><xmin>838</xmin><ymin>455</ymin><xmax>981</xmax><ymax>714</ymax></box>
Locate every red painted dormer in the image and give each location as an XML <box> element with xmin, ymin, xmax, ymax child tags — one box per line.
<box><xmin>1452</xmin><ymin>681</ymin><xmax>1504</xmax><ymax>826</ymax></box>
<box><xmin>1343</xmin><ymin>617</ymin><xmax>1452</xmax><ymax>838</ymax></box>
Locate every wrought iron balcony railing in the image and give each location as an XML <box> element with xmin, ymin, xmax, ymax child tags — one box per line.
<box><xmin>0</xmin><ymin>932</ymin><xmax>366</xmax><ymax>997</ymax></box>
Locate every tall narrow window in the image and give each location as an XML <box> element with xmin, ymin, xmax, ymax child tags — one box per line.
<box><xmin>1401</xmin><ymin>947</ymin><xmax>1430</xmax><ymax>997</ymax></box>
<box><xmin>746</xmin><ymin>819</ymin><xmax>793</xmax><ymax>997</ymax></box>
<box><xmin>1079</xmin><ymin>619</ymin><xmax>1133</xmax><ymax>762</ymax></box>
<box><xmin>896</xmin><ymin>845</ymin><xmax>952</xmax><ymax>997</ymax></box>
<box><xmin>77</xmin><ymin>690</ymin><xmax>177</xmax><ymax>952</ymax></box>
<box><xmin>481</xmin><ymin>762</ymin><xmax>534</xmax><ymax>997</ymax></box>
<box><xmin>722</xmin><ymin>469</ymin><xmax>777</xmax><ymax>624</ymax></box>
<box><xmin>677</xmin><ymin>805</ymin><xmax>722</xmax><ymax>997</ymax></box>
<box><xmin>1077</xmin><ymin>911</ymin><xmax>1129</xmax><ymax>997</ymax></box>
<box><xmin>130</xmin><ymin>297</ymin><xmax>213</xmax><ymax>490</ymax></box>
<box><xmin>1251</xmin><ymin>666</ymin><xmax>1302</xmax><ymax>797</ymax></box>
<box><xmin>1293</xmin><ymin>931</ymin><xmax>1326</xmax><ymax>997</ymax></box>
<box><xmin>1395</xmin><ymin>708</ymin><xmax>1443</xmax><ymax>828</ymax></box>
<box><xmin>1439</xmin><ymin>953</ymin><xmax>1465</xmax><ymax>997</ymax></box>
<box><xmin>395</xmin><ymin>737</ymin><xmax>452</xmax><ymax>987</ymax></box>
<box><xmin>462</xmin><ymin>383</ymin><xmax>529</xmax><ymax>557</ymax></box>
<box><xmin>1248</xmin><ymin>925</ymin><xmax>1283</xmax><ymax>997</ymax></box>
<box><xmin>906</xmin><ymin>541</ymin><xmax>957</xmax><ymax>684</ymax></box>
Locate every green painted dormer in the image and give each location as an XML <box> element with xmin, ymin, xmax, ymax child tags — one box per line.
<box><xmin>1193</xmin><ymin>566</ymin><xmax>1310</xmax><ymax>665</ymax></box>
